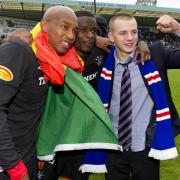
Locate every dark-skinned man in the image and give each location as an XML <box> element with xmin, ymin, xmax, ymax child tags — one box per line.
<box><xmin>0</xmin><ymin>5</ymin><xmax>79</xmax><ymax>180</ymax></box>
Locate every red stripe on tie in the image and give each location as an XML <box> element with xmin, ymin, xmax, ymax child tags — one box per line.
<box><xmin>156</xmin><ymin>111</ymin><xmax>170</xmax><ymax>118</ymax></box>
<box><xmin>146</xmin><ymin>74</ymin><xmax>160</xmax><ymax>82</ymax></box>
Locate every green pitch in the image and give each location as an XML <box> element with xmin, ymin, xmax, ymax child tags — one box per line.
<box><xmin>160</xmin><ymin>70</ymin><xmax>180</xmax><ymax>180</ymax></box>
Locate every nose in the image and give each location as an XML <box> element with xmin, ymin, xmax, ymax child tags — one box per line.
<box><xmin>86</xmin><ymin>30</ymin><xmax>95</xmax><ymax>38</ymax></box>
<box><xmin>127</xmin><ymin>32</ymin><xmax>133</xmax><ymax>40</ymax></box>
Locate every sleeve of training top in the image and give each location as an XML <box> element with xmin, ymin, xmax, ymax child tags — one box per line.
<box><xmin>159</xmin><ymin>41</ymin><xmax>180</xmax><ymax>69</ymax></box>
<box><xmin>0</xmin><ymin>41</ymin><xmax>32</xmax><ymax>170</ymax></box>
<box><xmin>7</xmin><ymin>160</ymin><xmax>27</xmax><ymax>179</ymax></box>
<box><xmin>150</xmin><ymin>41</ymin><xmax>180</xmax><ymax>69</ymax></box>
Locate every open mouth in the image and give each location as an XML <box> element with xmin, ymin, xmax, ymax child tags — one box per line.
<box><xmin>124</xmin><ymin>43</ymin><xmax>135</xmax><ymax>48</ymax></box>
<box><xmin>61</xmin><ymin>41</ymin><xmax>71</xmax><ymax>49</ymax></box>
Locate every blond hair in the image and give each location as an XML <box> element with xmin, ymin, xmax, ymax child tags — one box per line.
<box><xmin>109</xmin><ymin>13</ymin><xmax>136</xmax><ymax>31</ymax></box>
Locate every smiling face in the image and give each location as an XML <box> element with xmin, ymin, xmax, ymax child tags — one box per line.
<box><xmin>108</xmin><ymin>16</ymin><xmax>138</xmax><ymax>61</ymax></box>
<box><xmin>75</xmin><ymin>16</ymin><xmax>97</xmax><ymax>54</ymax></box>
<box><xmin>41</xmin><ymin>7</ymin><xmax>78</xmax><ymax>55</ymax></box>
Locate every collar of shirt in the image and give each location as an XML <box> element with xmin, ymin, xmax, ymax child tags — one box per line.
<box><xmin>114</xmin><ymin>50</ymin><xmax>134</xmax><ymax>67</ymax></box>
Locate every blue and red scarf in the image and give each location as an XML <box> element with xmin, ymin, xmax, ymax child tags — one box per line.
<box><xmin>80</xmin><ymin>47</ymin><xmax>178</xmax><ymax>173</ymax></box>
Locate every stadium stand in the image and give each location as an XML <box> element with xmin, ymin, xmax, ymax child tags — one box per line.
<box><xmin>0</xmin><ymin>0</ymin><xmax>180</xmax><ymax>48</ymax></box>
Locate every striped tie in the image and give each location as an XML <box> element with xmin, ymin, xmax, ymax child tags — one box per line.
<box><xmin>118</xmin><ymin>64</ymin><xmax>132</xmax><ymax>150</ymax></box>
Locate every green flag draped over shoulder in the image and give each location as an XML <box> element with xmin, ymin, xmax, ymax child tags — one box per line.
<box><xmin>37</xmin><ymin>68</ymin><xmax>121</xmax><ymax>161</ymax></box>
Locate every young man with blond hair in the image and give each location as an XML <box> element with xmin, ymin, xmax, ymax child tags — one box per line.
<box><xmin>99</xmin><ymin>13</ymin><xmax>180</xmax><ymax>180</ymax></box>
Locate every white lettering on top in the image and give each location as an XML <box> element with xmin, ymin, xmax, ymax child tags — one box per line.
<box><xmin>84</xmin><ymin>72</ymin><xmax>98</xmax><ymax>81</ymax></box>
<box><xmin>39</xmin><ymin>77</ymin><xmax>47</xmax><ymax>85</ymax></box>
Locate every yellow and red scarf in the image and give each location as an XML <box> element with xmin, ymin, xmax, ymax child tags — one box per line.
<box><xmin>31</xmin><ymin>23</ymin><xmax>84</xmax><ymax>85</ymax></box>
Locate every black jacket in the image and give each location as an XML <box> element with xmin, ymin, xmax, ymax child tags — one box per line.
<box><xmin>0</xmin><ymin>41</ymin><xmax>48</xmax><ymax>170</ymax></box>
<box><xmin>82</xmin><ymin>46</ymin><xmax>107</xmax><ymax>90</ymax></box>
<box><xmin>145</xmin><ymin>41</ymin><xmax>180</xmax><ymax>147</ymax></box>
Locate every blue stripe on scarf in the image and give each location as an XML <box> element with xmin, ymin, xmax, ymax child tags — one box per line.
<box><xmin>139</xmin><ymin>61</ymin><xmax>176</xmax><ymax>151</ymax></box>
<box><xmin>83</xmin><ymin>150</ymin><xmax>107</xmax><ymax>164</ymax></box>
<box><xmin>153</xmin><ymin>120</ymin><xmax>175</xmax><ymax>150</ymax></box>
<box><xmin>97</xmin><ymin>47</ymin><xmax>115</xmax><ymax>107</ymax></box>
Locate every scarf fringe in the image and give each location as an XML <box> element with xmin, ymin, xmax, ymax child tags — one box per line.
<box><xmin>38</xmin><ymin>143</ymin><xmax>122</xmax><ymax>161</ymax></box>
<box><xmin>79</xmin><ymin>164</ymin><xmax>107</xmax><ymax>173</ymax></box>
<box><xmin>148</xmin><ymin>147</ymin><xmax>178</xmax><ymax>160</ymax></box>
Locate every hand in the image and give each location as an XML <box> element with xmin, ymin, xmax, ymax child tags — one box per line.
<box><xmin>156</xmin><ymin>15</ymin><xmax>180</xmax><ymax>33</ymax></box>
<box><xmin>95</xmin><ymin>36</ymin><xmax>114</xmax><ymax>53</ymax></box>
<box><xmin>3</xmin><ymin>28</ymin><xmax>32</xmax><ymax>45</ymax></box>
<box><xmin>134</xmin><ymin>41</ymin><xmax>151</xmax><ymax>65</ymax></box>
<box><xmin>21</xmin><ymin>173</ymin><xmax>30</xmax><ymax>180</ymax></box>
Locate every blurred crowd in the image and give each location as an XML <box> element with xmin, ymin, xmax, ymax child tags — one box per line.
<box><xmin>139</xmin><ymin>29</ymin><xmax>180</xmax><ymax>49</ymax></box>
<box><xmin>1</xmin><ymin>14</ymin><xmax>180</xmax><ymax>49</ymax></box>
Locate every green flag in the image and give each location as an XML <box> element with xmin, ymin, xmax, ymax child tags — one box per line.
<box><xmin>37</xmin><ymin>68</ymin><xmax>121</xmax><ymax>161</ymax></box>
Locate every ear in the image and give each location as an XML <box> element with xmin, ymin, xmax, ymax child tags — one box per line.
<box><xmin>40</xmin><ymin>19</ymin><xmax>48</xmax><ymax>33</ymax></box>
<box><xmin>108</xmin><ymin>32</ymin><xmax>114</xmax><ymax>43</ymax></box>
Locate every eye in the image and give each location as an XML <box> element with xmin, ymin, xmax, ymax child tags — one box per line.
<box><xmin>79</xmin><ymin>28</ymin><xmax>88</xmax><ymax>33</ymax></box>
<box><xmin>91</xmin><ymin>28</ymin><xmax>98</xmax><ymax>34</ymax></box>
<box><xmin>132</xmin><ymin>30</ymin><xmax>138</xmax><ymax>34</ymax></box>
<box><xmin>62</xmin><ymin>25</ymin><xmax>69</xmax><ymax>30</ymax></box>
<box><xmin>119</xmin><ymin>32</ymin><xmax>126</xmax><ymax>35</ymax></box>
<box><xmin>58</xmin><ymin>24</ymin><xmax>69</xmax><ymax>30</ymax></box>
<box><xmin>73</xmin><ymin>28</ymin><xmax>79</xmax><ymax>34</ymax></box>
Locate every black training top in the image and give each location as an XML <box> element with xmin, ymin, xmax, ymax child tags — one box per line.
<box><xmin>0</xmin><ymin>41</ymin><xmax>48</xmax><ymax>170</ymax></box>
<box><xmin>82</xmin><ymin>46</ymin><xmax>107</xmax><ymax>90</ymax></box>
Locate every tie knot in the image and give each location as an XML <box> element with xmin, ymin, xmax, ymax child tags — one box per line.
<box><xmin>122</xmin><ymin>64</ymin><xmax>128</xmax><ymax>70</ymax></box>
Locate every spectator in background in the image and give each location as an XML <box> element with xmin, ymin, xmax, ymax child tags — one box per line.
<box><xmin>139</xmin><ymin>25</ymin><xmax>180</xmax><ymax>49</ymax></box>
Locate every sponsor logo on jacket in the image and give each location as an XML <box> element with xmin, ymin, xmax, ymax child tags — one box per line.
<box><xmin>84</xmin><ymin>72</ymin><xmax>98</xmax><ymax>81</ymax></box>
<box><xmin>0</xmin><ymin>65</ymin><xmax>13</xmax><ymax>81</ymax></box>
